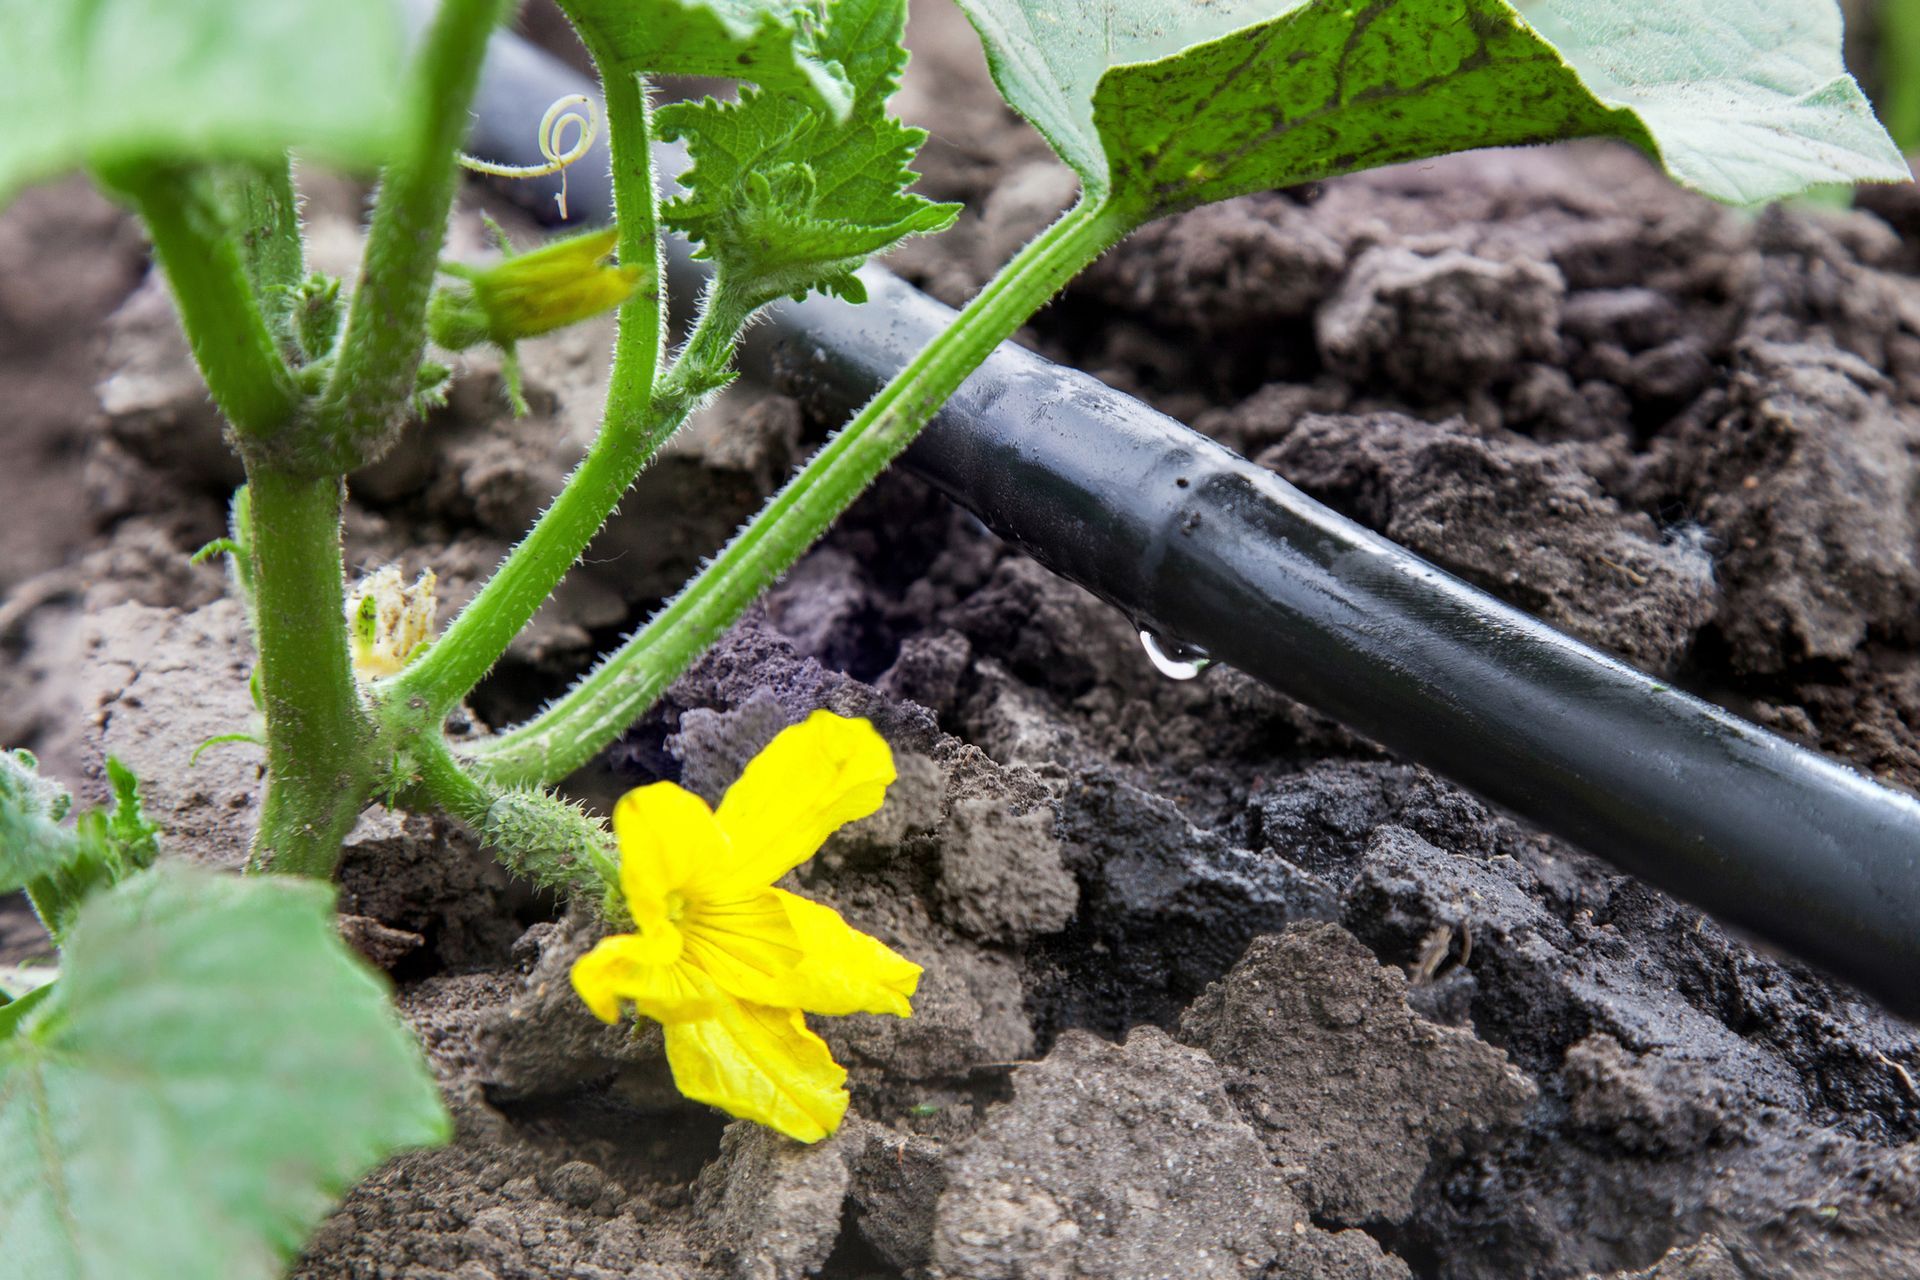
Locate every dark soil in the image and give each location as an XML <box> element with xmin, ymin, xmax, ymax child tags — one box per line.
<box><xmin>4</xmin><ymin>3</ymin><xmax>1920</xmax><ymax>1277</ymax></box>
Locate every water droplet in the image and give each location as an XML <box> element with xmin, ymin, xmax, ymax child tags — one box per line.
<box><xmin>1139</xmin><ymin>629</ymin><xmax>1214</xmax><ymax>680</ymax></box>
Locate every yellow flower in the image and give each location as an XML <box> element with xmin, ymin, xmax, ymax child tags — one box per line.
<box><xmin>430</xmin><ymin>225</ymin><xmax>642</xmax><ymax>350</ymax></box>
<box><xmin>570</xmin><ymin>711</ymin><xmax>921</xmax><ymax>1142</ymax></box>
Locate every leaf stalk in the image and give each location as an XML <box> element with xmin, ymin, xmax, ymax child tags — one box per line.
<box><xmin>317</xmin><ymin>0</ymin><xmax>510</xmax><ymax>473</ymax></box>
<box><xmin>465</xmin><ymin>196</ymin><xmax>1131</xmax><ymax>786</ymax></box>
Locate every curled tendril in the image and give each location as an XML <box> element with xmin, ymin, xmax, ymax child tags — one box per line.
<box><xmin>457</xmin><ymin>93</ymin><xmax>599</xmax><ymax>221</ymax></box>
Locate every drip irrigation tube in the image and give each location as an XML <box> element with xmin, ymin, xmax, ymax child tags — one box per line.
<box><xmin>464</xmin><ymin>29</ymin><xmax>1920</xmax><ymax>1021</ymax></box>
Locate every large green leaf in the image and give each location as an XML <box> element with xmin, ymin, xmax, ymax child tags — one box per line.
<box><xmin>557</xmin><ymin>0</ymin><xmax>854</xmax><ymax>120</ymax></box>
<box><xmin>954</xmin><ymin>0</ymin><xmax>1906</xmax><ymax>222</ymax></box>
<box><xmin>1515</xmin><ymin>0</ymin><xmax>1907</xmax><ymax>205</ymax></box>
<box><xmin>0</xmin><ymin>865</ymin><xmax>449</xmax><ymax>1279</ymax></box>
<box><xmin>0</xmin><ymin>0</ymin><xmax>404</xmax><ymax>211</ymax></box>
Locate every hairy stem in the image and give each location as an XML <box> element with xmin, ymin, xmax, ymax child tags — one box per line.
<box><xmin>318</xmin><ymin>0</ymin><xmax>507</xmax><ymax>471</ymax></box>
<box><xmin>111</xmin><ymin>165</ymin><xmax>299</xmax><ymax>439</ymax></box>
<box><xmin>247</xmin><ymin>469</ymin><xmax>376</xmax><ymax>877</ymax></box>
<box><xmin>589</xmin><ymin>43</ymin><xmax>668</xmax><ymax>443</ymax></box>
<box><xmin>1885</xmin><ymin>0</ymin><xmax>1920</xmax><ymax>155</ymax></box>
<box><xmin>410</xmin><ymin>738</ymin><xmax>618</xmax><ymax>898</ymax></box>
<box><xmin>389</xmin><ymin>275</ymin><xmax>751</xmax><ymax>720</ymax></box>
<box><xmin>469</xmin><ymin>198</ymin><xmax>1131</xmax><ymax>786</ymax></box>
<box><xmin>215</xmin><ymin>158</ymin><xmax>306</xmax><ymax>351</ymax></box>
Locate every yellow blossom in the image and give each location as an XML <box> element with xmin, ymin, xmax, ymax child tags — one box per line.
<box><xmin>570</xmin><ymin>711</ymin><xmax>921</xmax><ymax>1142</ymax></box>
<box><xmin>430</xmin><ymin>225</ymin><xmax>641</xmax><ymax>350</ymax></box>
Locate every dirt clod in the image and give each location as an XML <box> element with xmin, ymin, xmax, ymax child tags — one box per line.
<box><xmin>1179</xmin><ymin>922</ymin><xmax>1536</xmax><ymax>1225</ymax></box>
<box><xmin>932</xmin><ymin>1026</ymin><xmax>1410</xmax><ymax>1280</ymax></box>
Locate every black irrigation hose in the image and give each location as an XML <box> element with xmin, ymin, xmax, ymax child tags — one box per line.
<box><xmin>465</xmin><ymin>28</ymin><xmax>1920</xmax><ymax>1021</ymax></box>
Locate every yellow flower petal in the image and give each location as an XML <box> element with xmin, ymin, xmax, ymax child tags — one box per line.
<box><xmin>474</xmin><ymin>226</ymin><xmax>642</xmax><ymax>341</ymax></box>
<box><xmin>664</xmin><ymin>1001</ymin><xmax>850</xmax><ymax>1143</ymax></box>
<box><xmin>775</xmin><ymin>890</ymin><xmax>921</xmax><ymax>1018</ymax></box>
<box><xmin>613</xmin><ymin>782</ymin><xmax>730</xmax><ymax>917</ymax></box>
<box><xmin>680</xmin><ymin>891</ymin><xmax>807</xmax><ymax>1008</ymax></box>
<box><xmin>708</xmin><ymin>711</ymin><xmax>895</xmax><ymax>893</ymax></box>
<box><xmin>569</xmin><ymin>933</ymin><xmax>712</xmax><ymax>1024</ymax></box>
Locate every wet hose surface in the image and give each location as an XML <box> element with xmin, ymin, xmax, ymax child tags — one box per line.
<box><xmin>467</xmin><ymin>31</ymin><xmax>1920</xmax><ymax>1020</ymax></box>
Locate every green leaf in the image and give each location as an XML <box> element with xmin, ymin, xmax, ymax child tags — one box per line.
<box><xmin>0</xmin><ymin>0</ymin><xmax>404</xmax><ymax>211</ymax></box>
<box><xmin>0</xmin><ymin>750</ymin><xmax>77</xmax><ymax>893</ymax></box>
<box><xmin>1514</xmin><ymin>0</ymin><xmax>1909</xmax><ymax>205</ymax></box>
<box><xmin>953</xmin><ymin>0</ymin><xmax>1906</xmax><ymax>224</ymax></box>
<box><xmin>557</xmin><ymin>0</ymin><xmax>854</xmax><ymax>120</ymax></box>
<box><xmin>0</xmin><ymin>865</ymin><xmax>449</xmax><ymax>1280</ymax></box>
<box><xmin>81</xmin><ymin>757</ymin><xmax>163</xmax><ymax>873</ymax></box>
<box><xmin>1</xmin><ymin>752</ymin><xmax>159</xmax><ymax>940</ymax></box>
<box><xmin>658</xmin><ymin>0</ymin><xmax>959</xmax><ymax>306</ymax></box>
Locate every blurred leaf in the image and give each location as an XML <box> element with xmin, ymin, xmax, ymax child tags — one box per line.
<box><xmin>0</xmin><ymin>0</ymin><xmax>404</xmax><ymax>210</ymax></box>
<box><xmin>0</xmin><ymin>865</ymin><xmax>450</xmax><ymax>1279</ymax></box>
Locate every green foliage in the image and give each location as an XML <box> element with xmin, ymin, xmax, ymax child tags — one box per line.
<box><xmin>556</xmin><ymin>0</ymin><xmax>854</xmax><ymax>119</ymax></box>
<box><xmin>1517</xmin><ymin>0</ymin><xmax>1907</xmax><ymax>204</ymax></box>
<box><xmin>0</xmin><ymin>752</ymin><xmax>158</xmax><ymax>940</ymax></box>
<box><xmin>0</xmin><ymin>864</ymin><xmax>450</xmax><ymax>1280</ymax></box>
<box><xmin>291</xmin><ymin>273</ymin><xmax>346</xmax><ymax>364</ymax></box>
<box><xmin>1882</xmin><ymin>0</ymin><xmax>1920</xmax><ymax>155</ymax></box>
<box><xmin>659</xmin><ymin>0</ymin><xmax>960</xmax><ymax>306</ymax></box>
<box><xmin>0</xmin><ymin>0</ymin><xmax>404</xmax><ymax>211</ymax></box>
<box><xmin>953</xmin><ymin>0</ymin><xmax>1905</xmax><ymax>223</ymax></box>
<box><xmin>0</xmin><ymin>750</ymin><xmax>76</xmax><ymax>891</ymax></box>
<box><xmin>0</xmin><ymin>0</ymin><xmax>1901</xmax><ymax>1263</ymax></box>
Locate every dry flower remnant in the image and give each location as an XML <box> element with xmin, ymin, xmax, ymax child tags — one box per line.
<box><xmin>347</xmin><ymin>565</ymin><xmax>439</xmax><ymax>681</ymax></box>
<box><xmin>570</xmin><ymin>711</ymin><xmax>921</xmax><ymax>1141</ymax></box>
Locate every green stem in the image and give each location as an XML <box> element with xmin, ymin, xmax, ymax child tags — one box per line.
<box><xmin>390</xmin><ymin>279</ymin><xmax>751</xmax><ymax>719</ymax></box>
<box><xmin>247</xmin><ymin>468</ymin><xmax>376</xmax><ymax>877</ymax></box>
<box><xmin>318</xmin><ymin>0</ymin><xmax>507</xmax><ymax>472</ymax></box>
<box><xmin>214</xmin><ymin>158</ymin><xmax>305</xmax><ymax>351</ymax></box>
<box><xmin>110</xmin><ymin>165</ymin><xmax>299</xmax><ymax>438</ymax></box>
<box><xmin>469</xmin><ymin>197</ymin><xmax>1131</xmax><ymax>786</ymax></box>
<box><xmin>381</xmin><ymin>54</ymin><xmax>678</xmax><ymax>719</ymax></box>
<box><xmin>1884</xmin><ymin>0</ymin><xmax>1920</xmax><ymax>155</ymax></box>
<box><xmin>589</xmin><ymin>47</ymin><xmax>668</xmax><ymax>440</ymax></box>
<box><xmin>410</xmin><ymin>738</ymin><xmax>619</xmax><ymax>898</ymax></box>
<box><xmin>409</xmin><ymin>735</ymin><xmax>494</xmax><ymax>827</ymax></box>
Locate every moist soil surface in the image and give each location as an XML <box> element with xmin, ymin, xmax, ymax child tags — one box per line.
<box><xmin>6</xmin><ymin>4</ymin><xmax>1920</xmax><ymax>1278</ymax></box>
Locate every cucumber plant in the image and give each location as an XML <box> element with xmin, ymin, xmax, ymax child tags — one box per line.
<box><xmin>0</xmin><ymin>0</ymin><xmax>1901</xmax><ymax>1273</ymax></box>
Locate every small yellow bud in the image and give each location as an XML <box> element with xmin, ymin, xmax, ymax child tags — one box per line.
<box><xmin>431</xmin><ymin>226</ymin><xmax>642</xmax><ymax>350</ymax></box>
<box><xmin>348</xmin><ymin>566</ymin><xmax>437</xmax><ymax>680</ymax></box>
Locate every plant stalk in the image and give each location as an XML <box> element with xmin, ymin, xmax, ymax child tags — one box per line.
<box><xmin>247</xmin><ymin>469</ymin><xmax>376</xmax><ymax>877</ymax></box>
<box><xmin>110</xmin><ymin>165</ymin><xmax>300</xmax><ymax>439</ymax></box>
<box><xmin>588</xmin><ymin>40</ymin><xmax>668</xmax><ymax>445</ymax></box>
<box><xmin>215</xmin><ymin>158</ymin><xmax>306</xmax><ymax>351</ymax></box>
<box><xmin>467</xmin><ymin>197</ymin><xmax>1131</xmax><ymax>786</ymax></box>
<box><xmin>318</xmin><ymin>0</ymin><xmax>508</xmax><ymax>472</ymax></box>
<box><xmin>389</xmin><ymin>280</ymin><xmax>752</xmax><ymax>719</ymax></box>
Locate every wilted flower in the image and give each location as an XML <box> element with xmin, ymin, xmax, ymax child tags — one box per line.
<box><xmin>347</xmin><ymin>565</ymin><xmax>436</xmax><ymax>680</ymax></box>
